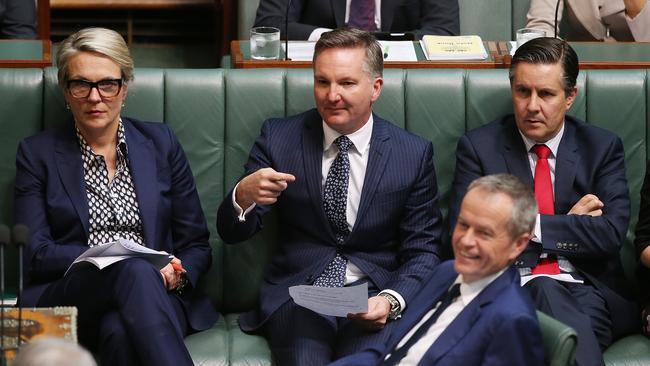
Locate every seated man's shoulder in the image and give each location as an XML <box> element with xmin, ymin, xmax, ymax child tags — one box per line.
<box><xmin>567</xmin><ymin>115</ymin><xmax>620</xmax><ymax>143</ymax></box>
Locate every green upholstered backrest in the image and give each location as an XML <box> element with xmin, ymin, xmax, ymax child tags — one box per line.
<box><xmin>0</xmin><ymin>69</ymin><xmax>44</xmax><ymax>290</ymax></box>
<box><xmin>2</xmin><ymin>68</ymin><xmax>648</xmax><ymax>316</ymax></box>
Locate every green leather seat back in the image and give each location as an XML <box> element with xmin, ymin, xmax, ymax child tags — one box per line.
<box><xmin>586</xmin><ymin>70</ymin><xmax>647</xmax><ymax>285</ymax></box>
<box><xmin>0</xmin><ymin>69</ymin><xmax>44</xmax><ymax>290</ymax></box>
<box><xmin>222</xmin><ymin>68</ymin><xmax>286</xmax><ymax>313</ymax></box>
<box><xmin>164</xmin><ymin>69</ymin><xmax>226</xmax><ymax>306</ymax></box>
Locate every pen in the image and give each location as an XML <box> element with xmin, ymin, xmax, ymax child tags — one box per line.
<box><xmin>383</xmin><ymin>45</ymin><xmax>390</xmax><ymax>59</ymax></box>
<box><xmin>172</xmin><ymin>262</ymin><xmax>186</xmax><ymax>273</ymax></box>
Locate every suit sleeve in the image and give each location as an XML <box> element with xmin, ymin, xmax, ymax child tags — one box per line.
<box><xmin>413</xmin><ymin>0</ymin><xmax>460</xmax><ymax>38</ymax></box>
<box><xmin>217</xmin><ymin>119</ymin><xmax>275</xmax><ymax>244</ymax></box>
<box><xmin>0</xmin><ymin>0</ymin><xmax>37</xmax><ymax>39</ymax></box>
<box><xmin>385</xmin><ymin>141</ymin><xmax>443</xmax><ymax>301</ymax></box>
<box><xmin>526</xmin><ymin>0</ymin><xmax>563</xmax><ymax>37</ymax></box>
<box><xmin>540</xmin><ymin>137</ymin><xmax>630</xmax><ymax>259</ymax></box>
<box><xmin>164</xmin><ymin>126</ymin><xmax>213</xmax><ymax>287</ymax></box>
<box><xmin>482</xmin><ymin>314</ymin><xmax>545</xmax><ymax>366</ymax></box>
<box><xmin>14</xmin><ymin>140</ymin><xmax>88</xmax><ymax>279</ymax></box>
<box><xmin>254</xmin><ymin>0</ymin><xmax>319</xmax><ymax>40</ymax></box>
<box><xmin>448</xmin><ymin>134</ymin><xmax>484</xmax><ymax>233</ymax></box>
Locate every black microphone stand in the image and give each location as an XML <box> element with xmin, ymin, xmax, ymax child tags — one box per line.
<box><xmin>285</xmin><ymin>0</ymin><xmax>292</xmax><ymax>60</ymax></box>
<box><xmin>12</xmin><ymin>225</ymin><xmax>28</xmax><ymax>350</ymax></box>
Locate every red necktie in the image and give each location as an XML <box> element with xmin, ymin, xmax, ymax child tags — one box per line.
<box><xmin>347</xmin><ymin>0</ymin><xmax>378</xmax><ymax>32</ymax></box>
<box><xmin>531</xmin><ymin>144</ymin><xmax>561</xmax><ymax>275</ymax></box>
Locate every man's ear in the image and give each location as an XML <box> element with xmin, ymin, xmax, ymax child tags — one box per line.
<box><xmin>565</xmin><ymin>86</ymin><xmax>577</xmax><ymax>109</ymax></box>
<box><xmin>509</xmin><ymin>232</ymin><xmax>531</xmax><ymax>261</ymax></box>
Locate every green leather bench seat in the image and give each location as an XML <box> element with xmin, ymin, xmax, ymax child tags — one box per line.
<box><xmin>1</xmin><ymin>67</ymin><xmax>649</xmax><ymax>365</ymax></box>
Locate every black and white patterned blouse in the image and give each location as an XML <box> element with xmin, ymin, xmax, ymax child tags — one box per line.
<box><xmin>76</xmin><ymin>121</ymin><xmax>146</xmax><ymax>247</ymax></box>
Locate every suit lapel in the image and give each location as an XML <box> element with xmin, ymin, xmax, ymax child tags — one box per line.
<box><xmin>333</xmin><ymin>0</ymin><xmax>347</xmax><ymax>27</ymax></box>
<box><xmin>422</xmin><ymin>267</ymin><xmax>517</xmax><ymax>364</ymax></box>
<box><xmin>302</xmin><ymin>111</ymin><xmax>336</xmax><ymax>240</ymax></box>
<box><xmin>554</xmin><ymin>120</ymin><xmax>579</xmax><ymax>213</ymax></box>
<box><xmin>123</xmin><ymin>120</ymin><xmax>159</xmax><ymax>249</ymax></box>
<box><xmin>55</xmin><ymin>126</ymin><xmax>90</xmax><ymax>237</ymax></box>
<box><xmin>351</xmin><ymin>116</ymin><xmax>391</xmax><ymax>239</ymax></box>
<box><xmin>502</xmin><ymin>118</ymin><xmax>534</xmax><ymax>187</ymax></box>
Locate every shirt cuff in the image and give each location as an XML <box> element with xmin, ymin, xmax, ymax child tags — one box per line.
<box><xmin>379</xmin><ymin>289</ymin><xmax>406</xmax><ymax>313</ymax></box>
<box><xmin>532</xmin><ymin>214</ymin><xmax>542</xmax><ymax>243</ymax></box>
<box><xmin>232</xmin><ymin>182</ymin><xmax>256</xmax><ymax>222</ymax></box>
<box><xmin>308</xmin><ymin>28</ymin><xmax>333</xmax><ymax>41</ymax></box>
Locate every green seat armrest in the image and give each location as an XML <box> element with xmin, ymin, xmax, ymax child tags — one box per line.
<box><xmin>537</xmin><ymin>311</ymin><xmax>578</xmax><ymax>366</ymax></box>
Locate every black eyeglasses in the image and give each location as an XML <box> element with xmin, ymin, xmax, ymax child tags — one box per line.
<box><xmin>66</xmin><ymin>79</ymin><xmax>123</xmax><ymax>98</ymax></box>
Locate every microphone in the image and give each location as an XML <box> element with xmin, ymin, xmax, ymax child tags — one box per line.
<box><xmin>12</xmin><ymin>225</ymin><xmax>28</xmax><ymax>349</ymax></box>
<box><xmin>0</xmin><ymin>225</ymin><xmax>9</xmax><ymax>366</ymax></box>
<box><xmin>554</xmin><ymin>0</ymin><xmax>561</xmax><ymax>38</ymax></box>
<box><xmin>285</xmin><ymin>0</ymin><xmax>292</xmax><ymax>61</ymax></box>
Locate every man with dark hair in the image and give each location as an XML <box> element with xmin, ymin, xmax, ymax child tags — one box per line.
<box><xmin>217</xmin><ymin>28</ymin><xmax>442</xmax><ymax>365</ymax></box>
<box><xmin>449</xmin><ymin>37</ymin><xmax>638</xmax><ymax>366</ymax></box>
<box><xmin>254</xmin><ymin>0</ymin><xmax>459</xmax><ymax>40</ymax></box>
<box><xmin>333</xmin><ymin>174</ymin><xmax>546</xmax><ymax>366</ymax></box>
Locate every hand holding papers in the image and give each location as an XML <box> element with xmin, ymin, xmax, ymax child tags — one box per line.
<box><xmin>65</xmin><ymin>238</ymin><xmax>173</xmax><ymax>276</ymax></box>
<box><xmin>420</xmin><ymin>35</ymin><xmax>488</xmax><ymax>60</ymax></box>
<box><xmin>289</xmin><ymin>283</ymin><xmax>368</xmax><ymax>317</ymax></box>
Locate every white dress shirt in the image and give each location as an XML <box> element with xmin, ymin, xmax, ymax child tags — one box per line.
<box><xmin>388</xmin><ymin>270</ymin><xmax>505</xmax><ymax>366</ymax></box>
<box><xmin>518</xmin><ymin>124</ymin><xmax>581</xmax><ymax>282</ymax></box>
<box><xmin>308</xmin><ymin>0</ymin><xmax>382</xmax><ymax>41</ymax></box>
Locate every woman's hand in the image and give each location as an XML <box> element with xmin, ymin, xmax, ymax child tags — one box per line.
<box><xmin>160</xmin><ymin>257</ymin><xmax>184</xmax><ymax>290</ymax></box>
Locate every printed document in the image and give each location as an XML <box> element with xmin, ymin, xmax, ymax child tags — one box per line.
<box><xmin>65</xmin><ymin>238</ymin><xmax>172</xmax><ymax>276</ymax></box>
<box><xmin>289</xmin><ymin>282</ymin><xmax>368</xmax><ymax>317</ymax></box>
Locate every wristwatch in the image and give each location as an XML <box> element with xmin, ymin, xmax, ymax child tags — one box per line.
<box><xmin>175</xmin><ymin>272</ymin><xmax>189</xmax><ymax>294</ymax></box>
<box><xmin>379</xmin><ymin>293</ymin><xmax>401</xmax><ymax>320</ymax></box>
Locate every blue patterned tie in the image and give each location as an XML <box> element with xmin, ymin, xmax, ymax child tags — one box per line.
<box><xmin>314</xmin><ymin>135</ymin><xmax>353</xmax><ymax>287</ymax></box>
<box><xmin>347</xmin><ymin>0</ymin><xmax>378</xmax><ymax>32</ymax></box>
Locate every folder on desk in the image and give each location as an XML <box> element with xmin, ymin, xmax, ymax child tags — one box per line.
<box><xmin>420</xmin><ymin>35</ymin><xmax>488</xmax><ymax>60</ymax></box>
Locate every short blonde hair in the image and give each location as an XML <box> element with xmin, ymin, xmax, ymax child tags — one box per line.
<box><xmin>56</xmin><ymin>27</ymin><xmax>134</xmax><ymax>88</ymax></box>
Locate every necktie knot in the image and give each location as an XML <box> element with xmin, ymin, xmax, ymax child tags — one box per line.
<box><xmin>334</xmin><ymin>135</ymin><xmax>353</xmax><ymax>153</ymax></box>
<box><xmin>533</xmin><ymin>144</ymin><xmax>551</xmax><ymax>159</ymax></box>
<box><xmin>447</xmin><ymin>283</ymin><xmax>461</xmax><ymax>300</ymax></box>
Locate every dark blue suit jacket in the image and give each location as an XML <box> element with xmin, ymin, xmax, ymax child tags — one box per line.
<box><xmin>14</xmin><ymin>118</ymin><xmax>218</xmax><ymax>331</ymax></box>
<box><xmin>329</xmin><ymin>261</ymin><xmax>545</xmax><ymax>366</ymax></box>
<box><xmin>449</xmin><ymin>114</ymin><xmax>637</xmax><ymax>338</ymax></box>
<box><xmin>254</xmin><ymin>0</ymin><xmax>460</xmax><ymax>39</ymax></box>
<box><xmin>217</xmin><ymin>108</ymin><xmax>443</xmax><ymax>330</ymax></box>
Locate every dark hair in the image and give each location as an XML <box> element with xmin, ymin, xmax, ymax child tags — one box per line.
<box><xmin>509</xmin><ymin>37</ymin><xmax>578</xmax><ymax>96</ymax></box>
<box><xmin>313</xmin><ymin>27</ymin><xmax>383</xmax><ymax>78</ymax></box>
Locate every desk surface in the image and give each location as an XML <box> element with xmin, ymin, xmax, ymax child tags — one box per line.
<box><xmin>231</xmin><ymin>40</ymin><xmax>509</xmax><ymax>69</ymax></box>
<box><xmin>232</xmin><ymin>40</ymin><xmax>650</xmax><ymax>69</ymax></box>
<box><xmin>0</xmin><ymin>40</ymin><xmax>51</xmax><ymax>68</ymax></box>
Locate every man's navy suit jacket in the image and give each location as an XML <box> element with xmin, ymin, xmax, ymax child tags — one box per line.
<box><xmin>14</xmin><ymin>118</ymin><xmax>218</xmax><ymax>331</ymax></box>
<box><xmin>254</xmin><ymin>0</ymin><xmax>460</xmax><ymax>40</ymax></box>
<box><xmin>449</xmin><ymin>114</ymin><xmax>637</xmax><ymax>338</ymax></box>
<box><xmin>217</xmin><ymin>108</ymin><xmax>443</xmax><ymax>331</ymax></box>
<box><xmin>329</xmin><ymin>261</ymin><xmax>545</xmax><ymax>366</ymax></box>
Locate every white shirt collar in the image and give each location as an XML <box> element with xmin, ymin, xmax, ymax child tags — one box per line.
<box><xmin>456</xmin><ymin>268</ymin><xmax>507</xmax><ymax>305</ymax></box>
<box><xmin>518</xmin><ymin>122</ymin><xmax>565</xmax><ymax>158</ymax></box>
<box><xmin>322</xmin><ymin>114</ymin><xmax>374</xmax><ymax>156</ymax></box>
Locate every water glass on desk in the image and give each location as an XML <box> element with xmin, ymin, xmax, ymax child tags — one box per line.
<box><xmin>250</xmin><ymin>27</ymin><xmax>280</xmax><ymax>60</ymax></box>
<box><xmin>516</xmin><ymin>28</ymin><xmax>546</xmax><ymax>49</ymax></box>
